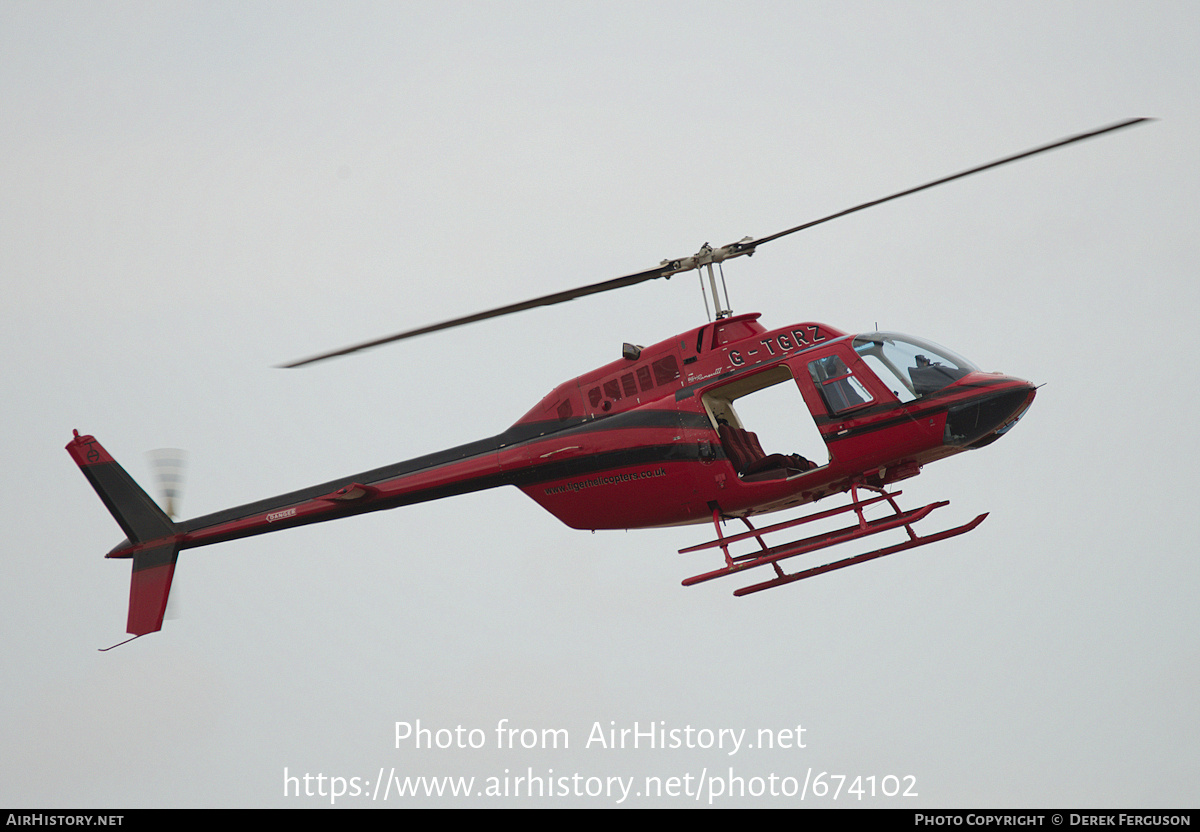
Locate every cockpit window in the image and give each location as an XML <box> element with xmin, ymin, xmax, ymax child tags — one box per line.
<box><xmin>853</xmin><ymin>333</ymin><xmax>978</xmax><ymax>399</ymax></box>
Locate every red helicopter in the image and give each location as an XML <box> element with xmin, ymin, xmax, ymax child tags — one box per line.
<box><xmin>68</xmin><ymin>119</ymin><xmax>1146</xmax><ymax>643</ymax></box>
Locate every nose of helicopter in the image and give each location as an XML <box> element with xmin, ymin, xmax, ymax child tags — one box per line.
<box><xmin>943</xmin><ymin>377</ymin><xmax>1036</xmax><ymax>449</ymax></box>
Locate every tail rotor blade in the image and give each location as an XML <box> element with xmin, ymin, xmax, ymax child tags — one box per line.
<box><xmin>147</xmin><ymin>448</ymin><xmax>187</xmax><ymax>519</ymax></box>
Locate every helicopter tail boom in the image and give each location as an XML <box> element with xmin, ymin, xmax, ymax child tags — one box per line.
<box><xmin>67</xmin><ymin>431</ymin><xmax>182</xmax><ymax>636</ymax></box>
<box><xmin>69</xmin><ymin>428</ymin><xmax>521</xmax><ymax>637</ymax></box>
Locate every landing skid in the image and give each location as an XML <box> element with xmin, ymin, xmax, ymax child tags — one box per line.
<box><xmin>681</xmin><ymin>486</ymin><xmax>987</xmax><ymax>596</ymax></box>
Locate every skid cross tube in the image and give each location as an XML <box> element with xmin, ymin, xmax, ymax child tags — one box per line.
<box><xmin>681</xmin><ymin>491</ymin><xmax>899</xmax><ymax>559</ymax></box>
<box><xmin>681</xmin><ymin>487</ymin><xmax>987</xmax><ymax>595</ymax></box>
<box><xmin>732</xmin><ymin>512</ymin><xmax>987</xmax><ymax>595</ymax></box>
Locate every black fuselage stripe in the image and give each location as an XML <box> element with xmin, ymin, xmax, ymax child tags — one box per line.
<box><xmin>819</xmin><ymin>382</ymin><xmax>1020</xmax><ymax>442</ymax></box>
<box><xmin>174</xmin><ymin>442</ymin><xmax>711</xmax><ymax>549</ymax></box>
<box><xmin>174</xmin><ymin>437</ymin><xmax>711</xmax><ymax>540</ymax></box>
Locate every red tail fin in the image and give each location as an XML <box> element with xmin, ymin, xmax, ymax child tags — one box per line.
<box><xmin>67</xmin><ymin>431</ymin><xmax>180</xmax><ymax>636</ymax></box>
<box><xmin>125</xmin><ymin>542</ymin><xmax>180</xmax><ymax>635</ymax></box>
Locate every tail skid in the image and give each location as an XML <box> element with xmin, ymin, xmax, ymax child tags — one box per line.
<box><xmin>67</xmin><ymin>431</ymin><xmax>181</xmax><ymax>638</ymax></box>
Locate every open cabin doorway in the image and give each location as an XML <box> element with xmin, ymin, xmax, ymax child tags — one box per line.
<box><xmin>700</xmin><ymin>364</ymin><xmax>829</xmax><ymax>478</ymax></box>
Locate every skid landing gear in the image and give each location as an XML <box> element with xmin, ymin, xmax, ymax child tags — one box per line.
<box><xmin>681</xmin><ymin>485</ymin><xmax>987</xmax><ymax>596</ymax></box>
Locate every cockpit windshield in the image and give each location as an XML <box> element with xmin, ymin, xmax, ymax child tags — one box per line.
<box><xmin>853</xmin><ymin>333</ymin><xmax>979</xmax><ymax>401</ymax></box>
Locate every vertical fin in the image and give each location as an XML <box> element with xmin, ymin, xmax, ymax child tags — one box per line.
<box><xmin>67</xmin><ymin>431</ymin><xmax>180</xmax><ymax>636</ymax></box>
<box><xmin>67</xmin><ymin>431</ymin><xmax>174</xmax><ymax>543</ymax></box>
<box><xmin>127</xmin><ymin>542</ymin><xmax>180</xmax><ymax>635</ymax></box>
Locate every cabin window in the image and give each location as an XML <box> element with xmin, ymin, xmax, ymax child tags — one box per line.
<box><xmin>586</xmin><ymin>354</ymin><xmax>683</xmax><ymax>415</ymax></box>
<box><xmin>808</xmin><ymin>354</ymin><xmax>874</xmax><ymax>414</ymax></box>
<box><xmin>636</xmin><ymin>365</ymin><xmax>653</xmax><ymax>392</ymax></box>
<box><xmin>621</xmin><ymin>373</ymin><xmax>638</xmax><ymax>397</ymax></box>
<box><xmin>853</xmin><ymin>334</ymin><xmax>977</xmax><ymax>399</ymax></box>
<box><xmin>856</xmin><ymin>352</ymin><xmax>917</xmax><ymax>403</ymax></box>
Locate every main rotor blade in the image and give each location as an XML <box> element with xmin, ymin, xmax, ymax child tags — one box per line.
<box><xmin>280</xmin><ymin>263</ymin><xmax>671</xmax><ymax>367</ymax></box>
<box><xmin>749</xmin><ymin>117</ymin><xmax>1151</xmax><ymax>249</ymax></box>
<box><xmin>281</xmin><ymin>117</ymin><xmax>1150</xmax><ymax>368</ymax></box>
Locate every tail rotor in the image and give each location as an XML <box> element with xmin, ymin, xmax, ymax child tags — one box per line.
<box><xmin>147</xmin><ymin>448</ymin><xmax>187</xmax><ymax>520</ymax></box>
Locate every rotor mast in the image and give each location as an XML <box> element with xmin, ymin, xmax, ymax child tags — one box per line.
<box><xmin>660</xmin><ymin>237</ymin><xmax>755</xmax><ymax>320</ymax></box>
